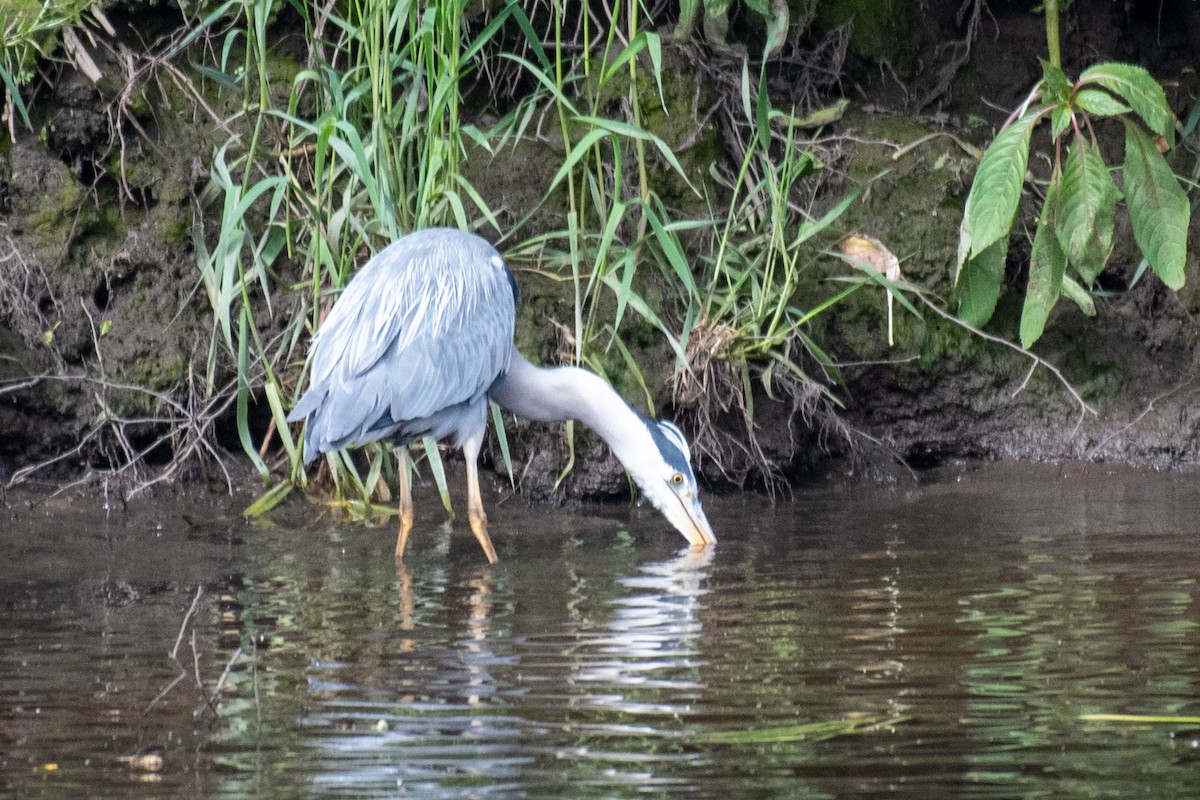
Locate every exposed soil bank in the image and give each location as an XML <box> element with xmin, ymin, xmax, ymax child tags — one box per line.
<box><xmin>1</xmin><ymin>1</ymin><xmax>1199</xmax><ymax>503</ymax></box>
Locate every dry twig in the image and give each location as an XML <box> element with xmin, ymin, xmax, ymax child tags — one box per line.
<box><xmin>917</xmin><ymin>293</ymin><xmax>1096</xmax><ymax>429</ymax></box>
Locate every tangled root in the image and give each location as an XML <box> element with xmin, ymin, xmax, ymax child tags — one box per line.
<box><xmin>671</xmin><ymin>320</ymin><xmax>851</xmax><ymax>495</ymax></box>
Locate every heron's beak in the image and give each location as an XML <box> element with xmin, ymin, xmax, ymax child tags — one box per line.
<box><xmin>669</xmin><ymin>494</ymin><xmax>716</xmax><ymax>549</ymax></box>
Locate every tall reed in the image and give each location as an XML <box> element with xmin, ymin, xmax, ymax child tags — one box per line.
<box><xmin>200</xmin><ymin>0</ymin><xmax>521</xmax><ymax>516</ymax></box>
<box><xmin>196</xmin><ymin>0</ymin><xmax>873</xmax><ymax>507</ymax></box>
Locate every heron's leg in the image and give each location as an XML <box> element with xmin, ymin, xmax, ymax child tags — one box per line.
<box><xmin>461</xmin><ymin>432</ymin><xmax>498</xmax><ymax>564</ymax></box>
<box><xmin>395</xmin><ymin>445</ymin><xmax>415</xmax><ymax>560</ymax></box>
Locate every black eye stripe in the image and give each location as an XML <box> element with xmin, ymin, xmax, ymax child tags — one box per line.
<box><xmin>641</xmin><ymin>417</ymin><xmax>694</xmax><ymax>478</ymax></box>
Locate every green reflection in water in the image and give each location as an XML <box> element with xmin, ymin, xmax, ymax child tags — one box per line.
<box><xmin>4</xmin><ymin>465</ymin><xmax>1200</xmax><ymax>799</ymax></box>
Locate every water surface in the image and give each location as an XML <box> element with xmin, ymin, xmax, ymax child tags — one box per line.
<box><xmin>3</xmin><ymin>463</ymin><xmax>1199</xmax><ymax>798</ymax></box>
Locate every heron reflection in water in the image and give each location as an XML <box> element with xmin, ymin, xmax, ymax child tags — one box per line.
<box><xmin>287</xmin><ymin>228</ymin><xmax>715</xmax><ymax>563</ymax></box>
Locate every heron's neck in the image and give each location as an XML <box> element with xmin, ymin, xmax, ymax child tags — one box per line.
<box><xmin>491</xmin><ymin>347</ymin><xmax>649</xmax><ymax>463</ymax></box>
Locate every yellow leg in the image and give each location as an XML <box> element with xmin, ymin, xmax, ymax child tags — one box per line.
<box><xmin>462</xmin><ymin>433</ymin><xmax>498</xmax><ymax>564</ymax></box>
<box><xmin>395</xmin><ymin>445</ymin><xmax>414</xmax><ymax>560</ymax></box>
<box><xmin>394</xmin><ymin>560</ymin><xmax>415</xmax><ymax>640</ymax></box>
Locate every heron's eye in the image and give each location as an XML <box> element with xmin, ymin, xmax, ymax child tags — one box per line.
<box><xmin>670</xmin><ymin>472</ymin><xmax>684</xmax><ymax>486</ymax></box>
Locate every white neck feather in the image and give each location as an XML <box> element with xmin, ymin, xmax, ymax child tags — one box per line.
<box><xmin>490</xmin><ymin>347</ymin><xmax>654</xmax><ymax>468</ymax></box>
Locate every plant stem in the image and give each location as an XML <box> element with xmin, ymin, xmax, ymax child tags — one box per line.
<box><xmin>1044</xmin><ymin>0</ymin><xmax>1060</xmax><ymax>68</ymax></box>
<box><xmin>627</xmin><ymin>0</ymin><xmax>650</xmax><ymax>241</ymax></box>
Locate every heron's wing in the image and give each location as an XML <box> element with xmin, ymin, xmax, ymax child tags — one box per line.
<box><xmin>292</xmin><ymin>230</ymin><xmax>516</xmax><ymax>456</ymax></box>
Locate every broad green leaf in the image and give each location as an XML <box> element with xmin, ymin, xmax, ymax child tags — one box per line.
<box><xmin>1061</xmin><ymin>275</ymin><xmax>1097</xmax><ymax>316</ymax></box>
<box><xmin>958</xmin><ymin>111</ymin><xmax>1040</xmax><ymax>270</ymax></box>
<box><xmin>1080</xmin><ymin>62</ymin><xmax>1174</xmax><ymax>147</ymax></box>
<box><xmin>1050</xmin><ymin>105</ymin><xmax>1072</xmax><ymax>141</ymax></box>
<box><xmin>1021</xmin><ymin>185</ymin><xmax>1066</xmax><ymax>348</ymax></box>
<box><xmin>958</xmin><ymin>237</ymin><xmax>1008</xmax><ymax>327</ymax></box>
<box><xmin>742</xmin><ymin>0</ymin><xmax>789</xmax><ymax>56</ymax></box>
<box><xmin>1123</xmin><ymin>122</ymin><xmax>1188</xmax><ymax>289</ymax></box>
<box><xmin>1057</xmin><ymin>138</ymin><xmax>1119</xmax><ymax>284</ymax></box>
<box><xmin>1073</xmin><ymin>88</ymin><xmax>1130</xmax><ymax>117</ymax></box>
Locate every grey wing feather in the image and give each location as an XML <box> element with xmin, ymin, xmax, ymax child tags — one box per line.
<box><xmin>289</xmin><ymin>229</ymin><xmax>516</xmax><ymax>460</ymax></box>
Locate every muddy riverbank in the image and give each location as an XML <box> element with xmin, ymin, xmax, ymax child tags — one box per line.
<box><xmin>2</xmin><ymin>1</ymin><xmax>1199</xmax><ymax>500</ymax></box>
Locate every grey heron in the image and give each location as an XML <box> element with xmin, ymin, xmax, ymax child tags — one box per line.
<box><xmin>287</xmin><ymin>227</ymin><xmax>715</xmax><ymax>563</ymax></box>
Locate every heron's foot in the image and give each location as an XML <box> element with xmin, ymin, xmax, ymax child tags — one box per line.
<box><xmin>468</xmin><ymin>513</ymin><xmax>499</xmax><ymax>564</ymax></box>
<box><xmin>395</xmin><ymin>511</ymin><xmax>414</xmax><ymax>560</ymax></box>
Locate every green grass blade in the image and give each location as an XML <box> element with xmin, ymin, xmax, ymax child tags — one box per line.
<box><xmin>244</xmin><ymin>481</ymin><xmax>294</xmax><ymax>517</ymax></box>
<box><xmin>497</xmin><ymin>52</ymin><xmax>580</xmax><ymax>116</ymax></box>
<box><xmin>363</xmin><ymin>445</ymin><xmax>385</xmax><ymax>503</ymax></box>
<box><xmin>264</xmin><ymin>379</ymin><xmax>299</xmax><ymax>465</ymax></box>
<box><xmin>695</xmin><ymin>715</ymin><xmax>908</xmax><ymax>744</ymax></box>
<box><xmin>552</xmin><ymin>420</ymin><xmax>576</xmax><ymax>492</ymax></box>
<box><xmin>645</xmin><ymin>204</ymin><xmax>698</xmax><ymax>300</ymax></box>
<box><xmin>334</xmin><ymin>448</ymin><xmax>368</xmax><ymax>499</ymax></box>
<box><xmin>500</xmin><ymin>0</ymin><xmax>550</xmax><ymax>71</ymax></box>
<box><xmin>0</xmin><ymin>65</ymin><xmax>32</xmax><ymax>129</ymax></box>
<box><xmin>794</xmin><ymin>173</ymin><xmax>882</xmax><ymax>245</ymax></box>
<box><xmin>610</xmin><ymin>245</ymin><xmax>637</xmax><ymax>336</ymax></box>
<box><xmin>236</xmin><ymin>309</ymin><xmax>270</xmax><ymax>480</ymax></box>
<box><xmin>489</xmin><ymin>400</ymin><xmax>514</xmax><ymax>488</ymax></box>
<box><xmin>790</xmin><ymin>280</ymin><xmax>865</xmax><ymax>326</ymax></box>
<box><xmin>546</xmin><ymin>127</ymin><xmax>610</xmax><ymax>197</ymax></box>
<box><xmin>606</xmin><ymin>327</ymin><xmax>655</xmax><ymax>415</ymax></box>
<box><xmin>601</xmin><ymin>272</ymin><xmax>687</xmax><ymax>365</ymax></box>
<box><xmin>165</xmin><ymin>0</ymin><xmax>242</xmax><ymax>58</ymax></box>
<box><xmin>1081</xmin><ymin>713</ymin><xmax>1200</xmax><ymax>724</ymax></box>
<box><xmin>575</xmin><ymin>115</ymin><xmax>698</xmax><ymax>196</ymax></box>
<box><xmin>421</xmin><ymin>437</ymin><xmax>454</xmax><ymax>519</ymax></box>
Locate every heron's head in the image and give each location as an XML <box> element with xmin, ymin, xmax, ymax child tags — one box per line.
<box><xmin>627</xmin><ymin>419</ymin><xmax>715</xmax><ymax>548</ymax></box>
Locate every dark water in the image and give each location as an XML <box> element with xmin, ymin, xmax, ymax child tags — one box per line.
<box><xmin>4</xmin><ymin>463</ymin><xmax>1200</xmax><ymax>798</ymax></box>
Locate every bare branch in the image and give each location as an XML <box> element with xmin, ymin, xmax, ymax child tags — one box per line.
<box><xmin>917</xmin><ymin>294</ymin><xmax>1096</xmax><ymax>428</ymax></box>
